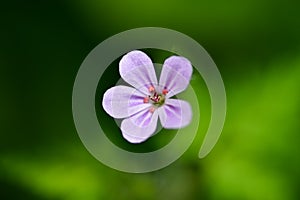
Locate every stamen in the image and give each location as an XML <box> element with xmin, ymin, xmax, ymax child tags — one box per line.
<box><xmin>143</xmin><ymin>97</ymin><xmax>149</xmax><ymax>103</ymax></box>
<box><xmin>149</xmin><ymin>107</ymin><xmax>155</xmax><ymax>113</ymax></box>
<box><xmin>150</xmin><ymin>92</ymin><xmax>160</xmax><ymax>103</ymax></box>
<box><xmin>148</xmin><ymin>86</ymin><xmax>155</xmax><ymax>93</ymax></box>
<box><xmin>162</xmin><ymin>89</ymin><xmax>168</xmax><ymax>95</ymax></box>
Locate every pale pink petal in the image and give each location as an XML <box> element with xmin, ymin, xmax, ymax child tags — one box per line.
<box><xmin>159</xmin><ymin>56</ymin><xmax>193</xmax><ymax>98</ymax></box>
<box><xmin>102</xmin><ymin>86</ymin><xmax>150</xmax><ymax>119</ymax></box>
<box><xmin>119</xmin><ymin>50</ymin><xmax>158</xmax><ymax>94</ymax></box>
<box><xmin>158</xmin><ymin>99</ymin><xmax>192</xmax><ymax>129</ymax></box>
<box><xmin>121</xmin><ymin>109</ymin><xmax>159</xmax><ymax>143</ymax></box>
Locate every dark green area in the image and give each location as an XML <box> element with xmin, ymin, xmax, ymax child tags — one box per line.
<box><xmin>1</xmin><ymin>0</ymin><xmax>300</xmax><ymax>199</ymax></box>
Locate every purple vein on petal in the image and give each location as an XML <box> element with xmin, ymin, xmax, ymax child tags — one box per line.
<box><xmin>131</xmin><ymin>109</ymin><xmax>153</xmax><ymax>128</ymax></box>
<box><xmin>102</xmin><ymin>85</ymin><xmax>150</xmax><ymax>119</ymax></box>
<box><xmin>119</xmin><ymin>50</ymin><xmax>157</xmax><ymax>94</ymax></box>
<box><xmin>164</xmin><ymin>66</ymin><xmax>177</xmax><ymax>90</ymax></box>
<box><xmin>164</xmin><ymin>104</ymin><xmax>182</xmax><ymax>119</ymax></box>
<box><xmin>168</xmin><ymin>81</ymin><xmax>177</xmax><ymax>93</ymax></box>
<box><xmin>142</xmin><ymin>113</ymin><xmax>152</xmax><ymax>126</ymax></box>
<box><xmin>159</xmin><ymin>56</ymin><xmax>193</xmax><ymax>97</ymax></box>
<box><xmin>135</xmin><ymin>65</ymin><xmax>155</xmax><ymax>91</ymax></box>
<box><xmin>129</xmin><ymin>94</ymin><xmax>144</xmax><ymax>107</ymax></box>
<box><xmin>137</xmin><ymin>65</ymin><xmax>153</xmax><ymax>88</ymax></box>
<box><xmin>163</xmin><ymin>67</ymin><xmax>185</xmax><ymax>93</ymax></box>
<box><xmin>134</xmin><ymin>110</ymin><xmax>149</xmax><ymax>125</ymax></box>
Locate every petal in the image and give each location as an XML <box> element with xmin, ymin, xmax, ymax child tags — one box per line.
<box><xmin>159</xmin><ymin>56</ymin><xmax>193</xmax><ymax>98</ymax></box>
<box><xmin>121</xmin><ymin>109</ymin><xmax>159</xmax><ymax>143</ymax></box>
<box><xmin>158</xmin><ymin>99</ymin><xmax>192</xmax><ymax>129</ymax></box>
<box><xmin>119</xmin><ymin>50</ymin><xmax>158</xmax><ymax>94</ymax></box>
<box><xmin>102</xmin><ymin>85</ymin><xmax>150</xmax><ymax>119</ymax></box>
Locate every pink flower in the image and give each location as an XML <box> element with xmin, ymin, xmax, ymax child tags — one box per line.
<box><xmin>102</xmin><ymin>50</ymin><xmax>193</xmax><ymax>143</ymax></box>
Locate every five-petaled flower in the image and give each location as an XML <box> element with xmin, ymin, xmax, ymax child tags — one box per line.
<box><xmin>102</xmin><ymin>50</ymin><xmax>193</xmax><ymax>143</ymax></box>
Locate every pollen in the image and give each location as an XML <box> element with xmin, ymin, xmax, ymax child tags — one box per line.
<box><xmin>162</xmin><ymin>89</ymin><xmax>168</xmax><ymax>95</ymax></box>
<box><xmin>143</xmin><ymin>97</ymin><xmax>149</xmax><ymax>103</ymax></box>
<box><xmin>149</xmin><ymin>107</ymin><xmax>155</xmax><ymax>113</ymax></box>
<box><xmin>148</xmin><ymin>86</ymin><xmax>155</xmax><ymax>93</ymax></box>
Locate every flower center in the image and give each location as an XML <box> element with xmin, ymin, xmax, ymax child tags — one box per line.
<box><xmin>143</xmin><ymin>86</ymin><xmax>168</xmax><ymax>112</ymax></box>
<box><xmin>150</xmin><ymin>92</ymin><xmax>165</xmax><ymax>105</ymax></box>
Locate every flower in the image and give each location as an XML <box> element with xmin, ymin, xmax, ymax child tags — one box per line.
<box><xmin>102</xmin><ymin>50</ymin><xmax>193</xmax><ymax>143</ymax></box>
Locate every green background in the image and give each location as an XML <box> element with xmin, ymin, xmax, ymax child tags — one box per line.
<box><xmin>1</xmin><ymin>0</ymin><xmax>300</xmax><ymax>199</ymax></box>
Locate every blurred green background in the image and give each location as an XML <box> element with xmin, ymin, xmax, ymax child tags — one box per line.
<box><xmin>1</xmin><ymin>0</ymin><xmax>300</xmax><ymax>199</ymax></box>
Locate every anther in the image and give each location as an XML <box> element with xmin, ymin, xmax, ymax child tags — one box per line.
<box><xmin>162</xmin><ymin>89</ymin><xmax>168</xmax><ymax>95</ymax></box>
<box><xmin>149</xmin><ymin>107</ymin><xmax>155</xmax><ymax>113</ymax></box>
<box><xmin>143</xmin><ymin>97</ymin><xmax>149</xmax><ymax>103</ymax></box>
<box><xmin>148</xmin><ymin>86</ymin><xmax>155</xmax><ymax>93</ymax></box>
